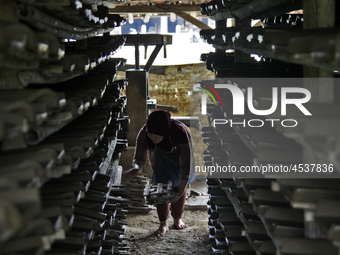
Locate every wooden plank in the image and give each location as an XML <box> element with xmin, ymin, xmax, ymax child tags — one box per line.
<box><xmin>124</xmin><ymin>34</ymin><xmax>172</xmax><ymax>46</ymax></box>
<box><xmin>185</xmin><ymin>204</ymin><xmax>208</xmax><ymax>210</ymax></box>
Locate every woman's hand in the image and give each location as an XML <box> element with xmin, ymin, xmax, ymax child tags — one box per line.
<box><xmin>122</xmin><ymin>160</ymin><xmax>144</xmax><ymax>181</ymax></box>
<box><xmin>122</xmin><ymin>168</ymin><xmax>140</xmax><ymax>180</ymax></box>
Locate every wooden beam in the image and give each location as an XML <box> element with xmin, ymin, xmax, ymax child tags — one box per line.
<box><xmin>176</xmin><ymin>12</ymin><xmax>212</xmax><ymax>30</ymax></box>
<box><xmin>124</xmin><ymin>34</ymin><xmax>172</xmax><ymax>46</ymax></box>
<box><xmin>110</xmin><ymin>4</ymin><xmax>201</xmax><ymax>13</ymax></box>
<box><xmin>144</xmin><ymin>44</ymin><xmax>162</xmax><ymax>72</ymax></box>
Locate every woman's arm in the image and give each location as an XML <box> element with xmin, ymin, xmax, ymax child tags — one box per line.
<box><xmin>175</xmin><ymin>142</ymin><xmax>191</xmax><ymax>198</ymax></box>
<box><xmin>122</xmin><ymin>126</ymin><xmax>148</xmax><ymax>179</ymax></box>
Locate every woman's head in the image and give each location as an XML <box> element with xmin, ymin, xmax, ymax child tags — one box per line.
<box><xmin>146</xmin><ymin>110</ymin><xmax>171</xmax><ymax>143</ymax></box>
<box><xmin>147</xmin><ymin>133</ymin><xmax>164</xmax><ymax>144</ymax></box>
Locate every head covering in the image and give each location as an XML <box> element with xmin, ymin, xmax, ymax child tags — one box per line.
<box><xmin>146</xmin><ymin>110</ymin><xmax>171</xmax><ymax>136</ymax></box>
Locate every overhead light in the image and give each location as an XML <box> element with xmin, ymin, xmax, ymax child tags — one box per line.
<box><xmin>128</xmin><ymin>13</ymin><xmax>134</xmax><ymax>24</ymax></box>
<box><xmin>170</xmin><ymin>13</ymin><xmax>176</xmax><ymax>22</ymax></box>
<box><xmin>144</xmin><ymin>13</ymin><xmax>151</xmax><ymax>23</ymax></box>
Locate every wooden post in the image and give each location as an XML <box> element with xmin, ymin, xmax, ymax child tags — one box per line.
<box><xmin>303</xmin><ymin>0</ymin><xmax>335</xmax><ymax>103</ymax></box>
<box><xmin>302</xmin><ymin>0</ymin><xmax>335</xmax><ymax>164</ymax></box>
<box><xmin>234</xmin><ymin>18</ymin><xmax>251</xmax><ymax>63</ymax></box>
<box><xmin>126</xmin><ymin>70</ymin><xmax>148</xmax><ymax>146</ymax></box>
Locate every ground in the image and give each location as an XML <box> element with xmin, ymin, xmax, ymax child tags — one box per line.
<box><xmin>125</xmin><ymin>181</ymin><xmax>215</xmax><ymax>255</ymax></box>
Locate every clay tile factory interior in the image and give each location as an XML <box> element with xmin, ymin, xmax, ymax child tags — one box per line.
<box><xmin>1</xmin><ymin>0</ymin><xmax>340</xmax><ymax>255</ymax></box>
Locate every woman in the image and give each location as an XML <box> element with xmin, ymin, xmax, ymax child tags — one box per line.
<box><xmin>123</xmin><ymin>110</ymin><xmax>195</xmax><ymax>235</ymax></box>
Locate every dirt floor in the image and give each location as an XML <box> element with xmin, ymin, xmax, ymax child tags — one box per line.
<box><xmin>125</xmin><ymin>180</ymin><xmax>215</xmax><ymax>255</ymax></box>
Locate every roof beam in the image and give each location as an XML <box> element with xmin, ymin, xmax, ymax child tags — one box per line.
<box><xmin>176</xmin><ymin>12</ymin><xmax>212</xmax><ymax>30</ymax></box>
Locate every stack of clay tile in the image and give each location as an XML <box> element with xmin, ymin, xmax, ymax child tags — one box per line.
<box><xmin>122</xmin><ymin>175</ymin><xmax>152</xmax><ymax>213</ymax></box>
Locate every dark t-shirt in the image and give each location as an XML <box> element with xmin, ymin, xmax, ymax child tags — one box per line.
<box><xmin>133</xmin><ymin>119</ymin><xmax>191</xmax><ymax>181</ymax></box>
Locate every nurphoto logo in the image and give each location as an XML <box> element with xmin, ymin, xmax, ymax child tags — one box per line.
<box><xmin>193</xmin><ymin>82</ymin><xmax>312</xmax><ymax>128</ymax></box>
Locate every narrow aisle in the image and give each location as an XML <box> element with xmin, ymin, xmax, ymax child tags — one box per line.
<box><xmin>125</xmin><ymin>181</ymin><xmax>214</xmax><ymax>255</ymax></box>
<box><xmin>125</xmin><ymin>210</ymin><xmax>214</xmax><ymax>255</ymax></box>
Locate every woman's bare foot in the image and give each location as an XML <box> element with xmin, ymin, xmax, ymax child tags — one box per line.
<box><xmin>174</xmin><ymin>219</ymin><xmax>188</xmax><ymax>230</ymax></box>
<box><xmin>154</xmin><ymin>221</ymin><xmax>169</xmax><ymax>235</ymax></box>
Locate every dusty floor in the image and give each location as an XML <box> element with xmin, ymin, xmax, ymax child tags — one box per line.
<box><xmin>125</xmin><ymin>180</ymin><xmax>215</xmax><ymax>255</ymax></box>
